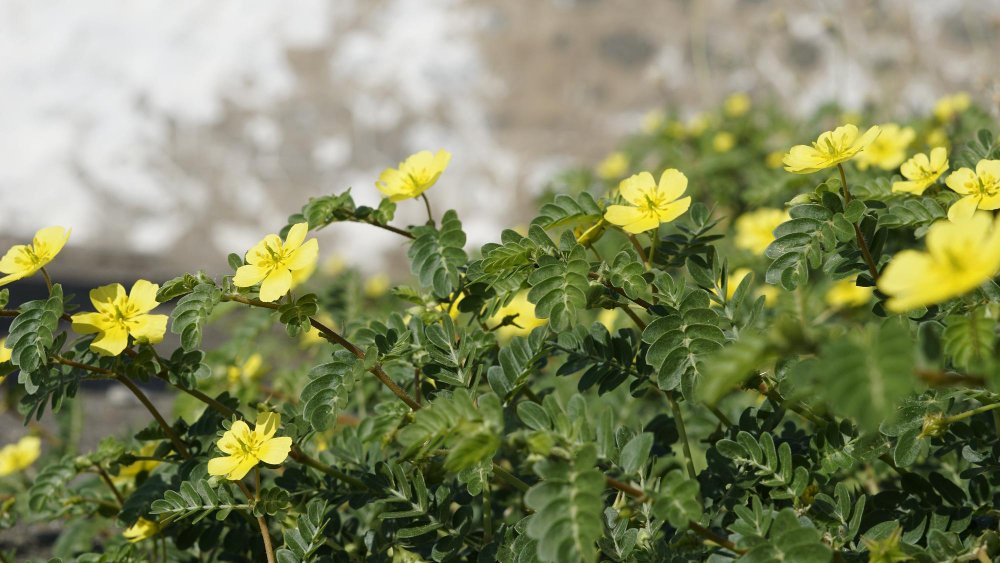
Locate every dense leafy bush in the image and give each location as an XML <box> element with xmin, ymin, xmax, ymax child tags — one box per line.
<box><xmin>1</xmin><ymin>93</ymin><xmax>1000</xmax><ymax>562</ymax></box>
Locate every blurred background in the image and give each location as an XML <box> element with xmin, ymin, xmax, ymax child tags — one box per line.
<box><xmin>1</xmin><ymin>0</ymin><xmax>998</xmax><ymax>281</ymax></box>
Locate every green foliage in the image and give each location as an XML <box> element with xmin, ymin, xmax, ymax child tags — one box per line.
<box><xmin>8</xmin><ymin>283</ymin><xmax>63</xmax><ymax>388</ymax></box>
<box><xmin>524</xmin><ymin>445</ymin><xmax>605</xmax><ymax>563</ymax></box>
<box><xmin>642</xmin><ymin>289</ymin><xmax>725</xmax><ymax>398</ymax></box>
<box><xmin>170</xmin><ymin>282</ymin><xmax>222</xmax><ymax>350</ymax></box>
<box><xmin>150</xmin><ymin>480</ymin><xmax>247</xmax><ymax>525</ymax></box>
<box><xmin>7</xmin><ymin>98</ymin><xmax>1000</xmax><ymax>563</ymax></box>
<box><xmin>408</xmin><ymin>209</ymin><xmax>468</xmax><ymax>297</ymax></box>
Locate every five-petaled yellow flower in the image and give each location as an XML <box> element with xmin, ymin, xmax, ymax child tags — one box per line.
<box><xmin>596</xmin><ymin>151</ymin><xmax>629</xmax><ymax>180</ymax></box>
<box><xmin>207</xmin><ymin>412</ymin><xmax>292</xmax><ymax>481</ymax></box>
<box><xmin>723</xmin><ymin>93</ymin><xmax>751</xmax><ymax>118</ymax></box>
<box><xmin>825</xmin><ymin>278</ymin><xmax>873</xmax><ymax>309</ymax></box>
<box><xmin>878</xmin><ymin>213</ymin><xmax>1000</xmax><ymax>312</ymax></box>
<box><xmin>933</xmin><ymin>92</ymin><xmax>970</xmax><ymax>122</ymax></box>
<box><xmin>604</xmin><ymin>170</ymin><xmax>692</xmax><ymax>234</ymax></box>
<box><xmin>854</xmin><ymin>123</ymin><xmax>915</xmax><ymax>171</ymax></box>
<box><xmin>490</xmin><ymin>291</ymin><xmax>547</xmax><ymax>341</ymax></box>
<box><xmin>892</xmin><ymin>148</ymin><xmax>949</xmax><ymax>196</ymax></box>
<box><xmin>71</xmin><ymin>280</ymin><xmax>168</xmax><ymax>357</ymax></box>
<box><xmin>782</xmin><ymin>124</ymin><xmax>881</xmax><ymax>174</ymax></box>
<box><xmin>376</xmin><ymin>149</ymin><xmax>451</xmax><ymax>202</ymax></box>
<box><xmin>233</xmin><ymin>222</ymin><xmax>319</xmax><ymax>303</ymax></box>
<box><xmin>0</xmin><ymin>226</ymin><xmax>70</xmax><ymax>287</ymax></box>
<box><xmin>734</xmin><ymin>208</ymin><xmax>790</xmax><ymax>255</ymax></box>
<box><xmin>944</xmin><ymin>159</ymin><xmax>1000</xmax><ymax>222</ymax></box>
<box><xmin>123</xmin><ymin>518</ymin><xmax>160</xmax><ymax>542</ymax></box>
<box><xmin>0</xmin><ymin>436</ymin><xmax>41</xmax><ymax>476</ymax></box>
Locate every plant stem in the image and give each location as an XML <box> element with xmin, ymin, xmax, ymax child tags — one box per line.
<box><xmin>238</xmin><ymin>481</ymin><xmax>276</xmax><ymax>563</ymax></box>
<box><xmin>687</xmin><ymin>521</ymin><xmax>745</xmax><ymax>554</ymax></box>
<box><xmin>605</xmin><ymin>476</ymin><xmax>647</xmax><ymax>502</ymax></box>
<box><xmin>492</xmin><ymin>464</ymin><xmax>530</xmax><ymax>493</ymax></box>
<box><xmin>94</xmin><ymin>464</ymin><xmax>125</xmax><ymax>507</ymax></box>
<box><xmin>667</xmin><ymin>391</ymin><xmax>698</xmax><ymax>480</ymax></box>
<box><xmin>420</xmin><ymin>193</ymin><xmax>435</xmax><ymax>225</ymax></box>
<box><xmin>942</xmin><ymin>402</ymin><xmax>1000</xmax><ymax>424</ymax></box>
<box><xmin>53</xmin><ymin>356</ymin><xmax>190</xmax><ymax>458</ymax></box>
<box><xmin>363</xmin><ymin>219</ymin><xmax>415</xmax><ymax>239</ymax></box>
<box><xmin>223</xmin><ymin>294</ymin><xmax>421</xmax><ymax>410</ymax></box>
<box><xmin>646</xmin><ymin>232</ymin><xmax>657</xmax><ymax>267</ymax></box>
<box><xmin>40</xmin><ymin>268</ymin><xmax>53</xmax><ymax>293</ymax></box>
<box><xmin>627</xmin><ymin>234</ymin><xmax>649</xmax><ymax>267</ymax></box>
<box><xmin>837</xmin><ymin>164</ymin><xmax>879</xmax><ymax>281</ymax></box>
<box><xmin>618</xmin><ymin>305</ymin><xmax>647</xmax><ymax>331</ymax></box>
<box><xmin>587</xmin><ymin>272</ymin><xmax>654</xmax><ymax>310</ymax></box>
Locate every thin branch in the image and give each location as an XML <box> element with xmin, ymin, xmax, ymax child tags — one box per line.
<box><xmin>667</xmin><ymin>391</ymin><xmax>698</xmax><ymax>480</ymax></box>
<box><xmin>361</xmin><ymin>219</ymin><xmax>415</xmax><ymax>240</ymax></box>
<box><xmin>688</xmin><ymin>521</ymin><xmax>746</xmax><ymax>554</ymax></box>
<box><xmin>837</xmin><ymin>164</ymin><xmax>879</xmax><ymax>281</ymax></box>
<box><xmin>93</xmin><ymin>464</ymin><xmax>125</xmax><ymax>507</ymax></box>
<box><xmin>588</xmin><ymin>272</ymin><xmax>654</xmax><ymax>310</ymax></box>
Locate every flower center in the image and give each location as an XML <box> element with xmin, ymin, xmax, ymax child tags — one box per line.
<box><xmin>976</xmin><ymin>173</ymin><xmax>1000</xmax><ymax>197</ymax></box>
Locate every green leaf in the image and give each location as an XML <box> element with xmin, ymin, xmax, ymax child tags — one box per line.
<box><xmin>642</xmin><ymin>290</ymin><xmax>725</xmax><ymax>398</ymax></box>
<box><xmin>8</xmin><ymin>283</ymin><xmax>64</xmax><ymax>387</ymax></box>
<box><xmin>301</xmin><ymin>351</ymin><xmax>362</xmax><ymax>432</ymax></box>
<box><xmin>601</xmin><ymin>249</ymin><xmax>650</xmax><ymax>302</ymax></box>
<box><xmin>532</xmin><ymin>193</ymin><xmax>603</xmax><ymax>230</ymax></box>
<box><xmin>150</xmin><ymin>480</ymin><xmax>247</xmax><ymax>525</ymax></box>
<box><xmin>408</xmin><ymin>209</ymin><xmax>468</xmax><ymax>297</ymax></box>
<box><xmin>942</xmin><ymin>311</ymin><xmax>996</xmax><ymax>373</ymax></box>
<box><xmin>397</xmin><ymin>389</ymin><xmax>503</xmax><ymax>472</ymax></box>
<box><xmin>618</xmin><ymin>432</ymin><xmax>653</xmax><ymax>475</ymax></box>
<box><xmin>524</xmin><ymin>444</ymin><xmax>604</xmax><ymax>563</ymax></box>
<box><xmin>651</xmin><ymin>469</ymin><xmax>701</xmax><ymax>528</ymax></box>
<box><xmin>277</xmin><ymin>293</ymin><xmax>319</xmax><ymax>337</ymax></box>
<box><xmin>526</xmin><ymin>245</ymin><xmax>590</xmax><ymax>331</ymax></box>
<box><xmin>169</xmin><ymin>283</ymin><xmax>221</xmax><ymax>350</ymax></box>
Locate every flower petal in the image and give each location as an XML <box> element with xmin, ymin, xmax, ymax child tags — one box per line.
<box><xmin>207</xmin><ymin>455</ymin><xmax>241</xmax><ymax>477</ymax></box>
<box><xmin>90</xmin><ymin>324</ymin><xmax>130</xmax><ymax>356</ymax></box>
<box><xmin>617</xmin><ymin>172</ymin><xmax>656</xmax><ymax>206</ymax></box>
<box><xmin>945</xmin><ymin>168</ymin><xmax>976</xmax><ymax>195</ymax></box>
<box><xmin>604</xmin><ymin>205</ymin><xmax>645</xmax><ymax>228</ymax></box>
<box><xmin>283</xmin><ymin>222</ymin><xmax>309</xmax><ymax>251</ymax></box>
<box><xmin>233</xmin><ymin>264</ymin><xmax>269</xmax><ymax>288</ymax></box>
<box><xmin>128</xmin><ymin>314</ymin><xmax>168</xmax><ymax>344</ymax></box>
<box><xmin>71</xmin><ymin>312</ymin><xmax>107</xmax><ymax>335</ymax></box>
<box><xmin>947</xmin><ymin>195</ymin><xmax>980</xmax><ymax>222</ymax></box>
<box><xmin>258</xmin><ymin>268</ymin><xmax>292</xmax><ymax>303</ymax></box>
<box><xmin>0</xmin><ymin>245</ymin><xmax>29</xmax><ymax>275</ymax></box>
<box><xmin>32</xmin><ymin>226</ymin><xmax>70</xmax><ymax>259</ymax></box>
<box><xmin>90</xmin><ymin>284</ymin><xmax>127</xmax><ymax>314</ymax></box>
<box><xmin>254</xmin><ymin>412</ymin><xmax>281</xmax><ymax>440</ymax></box>
<box><xmin>227</xmin><ymin>456</ymin><xmax>258</xmax><ymax>481</ymax></box>
<box><xmin>128</xmin><ymin>280</ymin><xmax>160</xmax><ymax>313</ymax></box>
<box><xmin>656</xmin><ymin>196</ymin><xmax>692</xmax><ymax>224</ymax></box>
<box><xmin>285</xmin><ymin>238</ymin><xmax>318</xmax><ymax>271</ymax></box>
<box><xmin>258</xmin><ymin>437</ymin><xmax>292</xmax><ymax>465</ymax></box>
<box><xmin>656</xmin><ymin>169</ymin><xmax>688</xmax><ymax>202</ymax></box>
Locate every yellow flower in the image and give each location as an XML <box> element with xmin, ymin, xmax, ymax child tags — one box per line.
<box><xmin>734</xmin><ymin>208</ymin><xmax>790</xmax><ymax>255</ymax></box>
<box><xmin>604</xmin><ymin>170</ymin><xmax>692</xmax><ymax>234</ymax></box>
<box><xmin>944</xmin><ymin>160</ymin><xmax>1000</xmax><ymax>222</ymax></box>
<box><xmin>782</xmin><ymin>124</ymin><xmax>881</xmax><ymax>174</ymax></box>
<box><xmin>363</xmin><ymin>274</ymin><xmax>391</xmax><ymax>299</ymax></box>
<box><xmin>892</xmin><ymin>148</ymin><xmax>949</xmax><ymax>196</ymax></box>
<box><xmin>0</xmin><ymin>226</ymin><xmax>70</xmax><ymax>287</ymax></box>
<box><xmin>933</xmin><ymin>92</ymin><xmax>970</xmax><ymax>122</ymax></box>
<box><xmin>0</xmin><ymin>338</ymin><xmax>10</xmax><ymax>364</ymax></box>
<box><xmin>926</xmin><ymin>128</ymin><xmax>949</xmax><ymax>149</ymax></box>
<box><xmin>878</xmin><ymin>213</ymin><xmax>1000</xmax><ymax>312</ymax></box>
<box><xmin>723</xmin><ymin>93</ymin><xmax>751</xmax><ymax>118</ymax></box>
<box><xmin>597</xmin><ymin>308</ymin><xmax>621</xmax><ymax>331</ymax></box>
<box><xmin>71</xmin><ymin>280</ymin><xmax>168</xmax><ymax>357</ymax></box>
<box><xmin>641</xmin><ymin>110</ymin><xmax>665</xmax><ymax>134</ymax></box>
<box><xmin>758</xmin><ymin>285</ymin><xmax>780</xmax><ymax>307</ymax></box>
<box><xmin>712</xmin><ymin>132</ymin><xmax>735</xmax><ymax>153</ymax></box>
<box><xmin>854</xmin><ymin>124</ymin><xmax>915</xmax><ymax>170</ymax></box>
<box><xmin>596</xmin><ymin>152</ymin><xmax>629</xmax><ymax>180</ymax></box>
<box><xmin>825</xmin><ymin>278</ymin><xmax>873</xmax><ymax>309</ymax></box>
<box><xmin>228</xmin><ymin>353</ymin><xmax>264</xmax><ymax>385</ymax></box>
<box><xmin>686</xmin><ymin>113</ymin><xmax>710</xmax><ymax>136</ymax></box>
<box><xmin>491</xmin><ymin>291</ymin><xmax>547</xmax><ymax>341</ymax></box>
<box><xmin>233</xmin><ymin>222</ymin><xmax>319</xmax><ymax>303</ymax></box>
<box><xmin>376</xmin><ymin>149</ymin><xmax>451</xmax><ymax>202</ymax></box>
<box><xmin>0</xmin><ymin>436</ymin><xmax>41</xmax><ymax>476</ymax></box>
<box><xmin>765</xmin><ymin>151</ymin><xmax>785</xmax><ymax>169</ymax></box>
<box><xmin>123</xmin><ymin>518</ymin><xmax>160</xmax><ymax>543</ymax></box>
<box><xmin>207</xmin><ymin>412</ymin><xmax>292</xmax><ymax>481</ymax></box>
<box><xmin>115</xmin><ymin>443</ymin><xmax>160</xmax><ymax>485</ymax></box>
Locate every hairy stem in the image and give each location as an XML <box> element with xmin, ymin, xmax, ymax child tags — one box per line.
<box><xmin>667</xmin><ymin>391</ymin><xmax>698</xmax><ymax>480</ymax></box>
<box><xmin>94</xmin><ymin>464</ymin><xmax>125</xmax><ymax>507</ymax></box>
<box><xmin>837</xmin><ymin>164</ymin><xmax>879</xmax><ymax>281</ymax></box>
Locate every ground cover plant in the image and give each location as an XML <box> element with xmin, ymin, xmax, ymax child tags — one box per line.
<box><xmin>1</xmin><ymin>92</ymin><xmax>1000</xmax><ymax>561</ymax></box>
